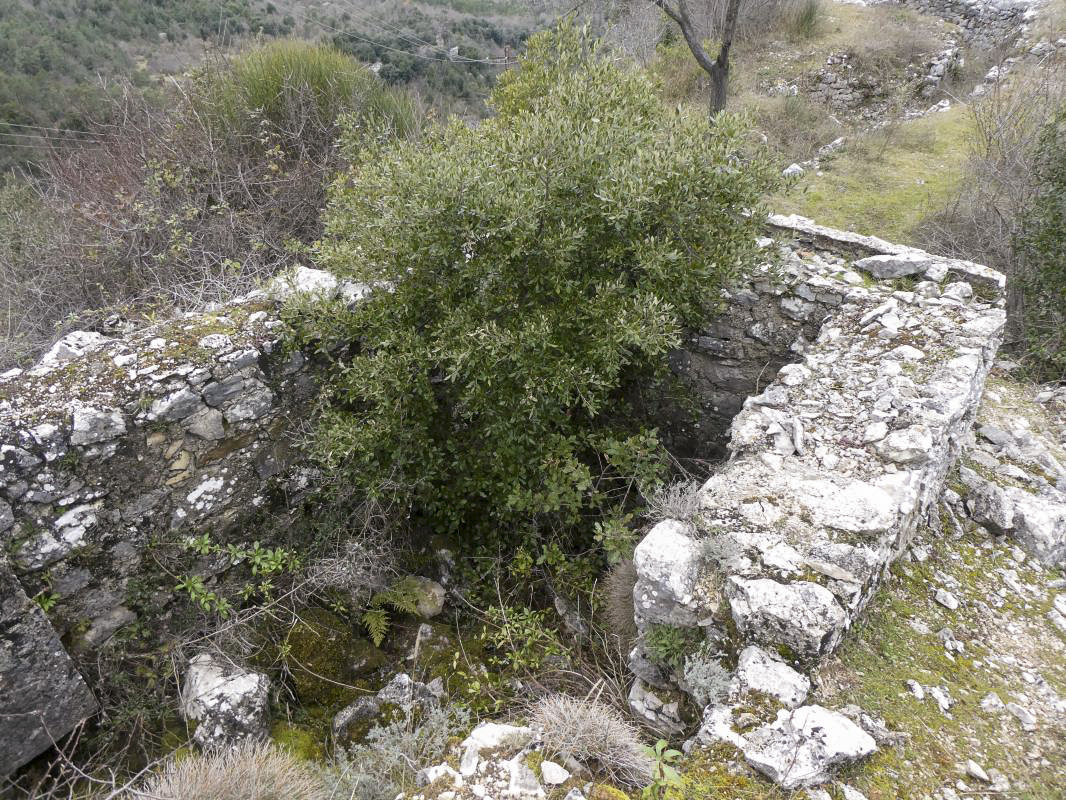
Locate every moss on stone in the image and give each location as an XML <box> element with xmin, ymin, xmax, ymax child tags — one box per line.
<box><xmin>589</xmin><ymin>786</ymin><xmax>631</xmax><ymax>800</ymax></box>
<box><xmin>666</xmin><ymin>743</ymin><xmax>787</xmax><ymax>799</ymax></box>
<box><xmin>285</xmin><ymin>606</ymin><xmax>385</xmax><ymax>708</ymax></box>
<box><xmin>269</xmin><ymin>720</ymin><xmax>324</xmax><ymax>761</ymax></box>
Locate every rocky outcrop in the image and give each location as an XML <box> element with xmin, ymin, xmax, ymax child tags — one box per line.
<box><xmin>952</xmin><ymin>378</ymin><xmax>1066</xmax><ymax>565</ymax></box>
<box><xmin>629</xmin><ymin>215</ymin><xmax>1007</xmax><ymax>786</ymax></box>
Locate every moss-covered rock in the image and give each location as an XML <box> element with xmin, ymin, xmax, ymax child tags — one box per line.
<box><xmin>285</xmin><ymin>607</ymin><xmax>385</xmax><ymax>707</ymax></box>
<box><xmin>269</xmin><ymin>720</ymin><xmax>324</xmax><ymax>761</ymax></box>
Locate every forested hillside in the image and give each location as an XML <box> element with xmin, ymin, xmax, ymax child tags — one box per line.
<box><xmin>0</xmin><ymin>0</ymin><xmax>550</xmax><ymax>169</ymax></box>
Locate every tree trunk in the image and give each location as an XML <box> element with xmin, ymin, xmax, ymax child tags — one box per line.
<box><xmin>654</xmin><ymin>0</ymin><xmax>743</xmax><ymax>117</ymax></box>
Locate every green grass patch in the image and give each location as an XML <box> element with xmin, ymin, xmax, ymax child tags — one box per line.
<box><xmin>820</xmin><ymin>531</ymin><xmax>1065</xmax><ymax>798</ymax></box>
<box><xmin>775</xmin><ymin>106</ymin><xmax>973</xmax><ymax>243</ymax></box>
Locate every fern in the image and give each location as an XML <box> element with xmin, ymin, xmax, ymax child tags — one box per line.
<box><xmin>362</xmin><ymin>608</ymin><xmax>389</xmax><ymax>646</ymax></box>
<box><xmin>374</xmin><ymin>576</ymin><xmax>421</xmax><ymax>615</ymax></box>
<box><xmin>360</xmin><ymin>577</ymin><xmax>423</xmax><ymax>645</ymax></box>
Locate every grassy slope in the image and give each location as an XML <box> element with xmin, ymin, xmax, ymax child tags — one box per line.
<box><xmin>775</xmin><ymin>106</ymin><xmax>974</xmax><ymax>244</ymax></box>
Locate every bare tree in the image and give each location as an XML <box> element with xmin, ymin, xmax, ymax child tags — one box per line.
<box><xmin>651</xmin><ymin>0</ymin><xmax>743</xmax><ymax>114</ymax></box>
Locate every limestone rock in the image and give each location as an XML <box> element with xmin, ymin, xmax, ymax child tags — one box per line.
<box><xmin>181</xmin><ymin>653</ymin><xmax>270</xmax><ymax>749</ymax></box>
<box><xmin>267</xmin><ymin>266</ymin><xmax>338</xmax><ymax>300</ymax></box>
<box><xmin>727</xmin><ymin>578</ymin><xmax>848</xmax><ymax>665</ymax></box>
<box><xmin>411</xmin><ymin>576</ymin><xmax>446</xmax><ymax>618</ymax></box>
<box><xmin>0</xmin><ymin>561</ymin><xmax>98</xmax><ymax>775</ymax></box>
<box><xmin>855</xmin><ymin>253</ymin><xmax>936</xmax><ymax>279</ymax></box>
<box><xmin>70</xmin><ymin>407</ymin><xmax>126</xmax><ymax>446</ymax></box>
<box><xmin>633</xmin><ymin>519</ymin><xmax>710</xmax><ymax>626</ymax></box>
<box><xmin>742</xmin><ymin>705</ymin><xmax>877</xmax><ymax>789</ymax></box>
<box><xmin>35</xmin><ymin>331</ymin><xmax>110</xmax><ymax>371</ymax></box>
<box><xmin>540</xmin><ymin>760</ymin><xmax>570</xmax><ymax>785</ymax></box>
<box><xmin>733</xmin><ymin>645</ymin><xmax>811</xmax><ymax>708</ymax></box>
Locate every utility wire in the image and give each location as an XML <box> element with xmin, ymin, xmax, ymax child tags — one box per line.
<box><xmin>0</xmin><ymin>122</ymin><xmax>114</xmax><ymax>140</ymax></box>
<box><xmin>325</xmin><ymin>0</ymin><xmax>484</xmax><ymax>62</ymax></box>
<box><xmin>287</xmin><ymin>7</ymin><xmax>516</xmax><ymax>65</ymax></box>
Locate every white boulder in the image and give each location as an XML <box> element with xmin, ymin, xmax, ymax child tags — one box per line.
<box><xmin>181</xmin><ymin>653</ymin><xmax>270</xmax><ymax>749</ymax></box>
<box><xmin>742</xmin><ymin>705</ymin><xmax>877</xmax><ymax>789</ymax></box>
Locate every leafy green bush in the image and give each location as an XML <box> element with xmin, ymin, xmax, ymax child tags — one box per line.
<box><xmin>290</xmin><ymin>23</ymin><xmax>777</xmax><ymax>548</ymax></box>
<box><xmin>193</xmin><ymin>41</ymin><xmax>420</xmax><ymax>148</ymax></box>
<box><xmin>1016</xmin><ymin>103</ymin><xmax>1066</xmax><ymax>380</ymax></box>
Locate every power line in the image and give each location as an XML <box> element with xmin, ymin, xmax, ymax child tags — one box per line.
<box><xmin>0</xmin><ymin>121</ymin><xmax>114</xmax><ymax>139</ymax></box>
<box><xmin>326</xmin><ymin>0</ymin><xmax>483</xmax><ymax>62</ymax></box>
<box><xmin>287</xmin><ymin>7</ymin><xmax>516</xmax><ymax>66</ymax></box>
<box><xmin>0</xmin><ymin>130</ymin><xmax>112</xmax><ymax>144</ymax></box>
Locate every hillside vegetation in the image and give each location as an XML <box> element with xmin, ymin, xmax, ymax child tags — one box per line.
<box><xmin>2</xmin><ymin>1</ymin><xmax>1065</xmax><ymax>798</ymax></box>
<box><xmin>0</xmin><ymin>0</ymin><xmax>554</xmax><ymax>169</ymax></box>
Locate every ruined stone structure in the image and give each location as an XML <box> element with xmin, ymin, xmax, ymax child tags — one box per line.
<box><xmin>885</xmin><ymin>0</ymin><xmax>1036</xmax><ymax>46</ymax></box>
<box><xmin>626</xmin><ymin>216</ymin><xmax>1064</xmax><ymax>787</ymax></box>
<box><xmin>1</xmin><ymin>216</ymin><xmax>1061</xmax><ymax>782</ymax></box>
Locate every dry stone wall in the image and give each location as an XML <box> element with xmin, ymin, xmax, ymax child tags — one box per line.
<box><xmin>885</xmin><ymin>0</ymin><xmax>1035</xmax><ymax>46</ymax></box>
<box><xmin>0</xmin><ymin>218</ymin><xmax>1016</xmax><ymax>778</ymax></box>
<box><xmin>0</xmin><ymin>268</ymin><xmax>355</xmax><ymax>773</ymax></box>
<box><xmin>628</xmin><ymin>216</ymin><xmax>1012</xmax><ymax>784</ymax></box>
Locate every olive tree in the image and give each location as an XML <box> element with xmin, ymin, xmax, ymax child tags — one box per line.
<box><xmin>651</xmin><ymin>0</ymin><xmax>743</xmax><ymax>114</ymax></box>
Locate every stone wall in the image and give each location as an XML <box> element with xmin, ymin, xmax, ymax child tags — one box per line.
<box><xmin>888</xmin><ymin>0</ymin><xmax>1033</xmax><ymax>46</ymax></box>
<box><xmin>0</xmin><ymin>269</ymin><xmax>355</xmax><ymax>773</ymax></box>
<box><xmin>0</xmin><ymin>218</ymin><xmax>1011</xmax><ymax>777</ymax></box>
<box><xmin>627</xmin><ymin>216</ymin><xmax>1010</xmax><ymax>755</ymax></box>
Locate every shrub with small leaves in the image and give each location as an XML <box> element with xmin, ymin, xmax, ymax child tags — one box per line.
<box><xmin>682</xmin><ymin>646</ymin><xmax>732</xmax><ymax>708</ymax></box>
<box><xmin>325</xmin><ymin>704</ymin><xmax>471</xmax><ymax>800</ymax></box>
<box><xmin>289</xmin><ymin>21</ymin><xmax>777</xmax><ymax>550</ymax></box>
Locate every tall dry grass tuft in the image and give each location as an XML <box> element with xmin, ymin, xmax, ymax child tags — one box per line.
<box><xmin>531</xmin><ymin>693</ymin><xmax>651</xmax><ymax>788</ymax></box>
<box><xmin>131</xmin><ymin>743</ymin><xmax>328</xmax><ymax>800</ymax></box>
<box><xmin>603</xmin><ymin>559</ymin><xmax>639</xmax><ymax>649</ymax></box>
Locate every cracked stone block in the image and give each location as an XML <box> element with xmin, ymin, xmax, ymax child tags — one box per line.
<box><xmin>0</xmin><ymin>560</ymin><xmax>98</xmax><ymax>775</ymax></box>
<box><xmin>181</xmin><ymin>653</ymin><xmax>270</xmax><ymax>749</ymax></box>
<box><xmin>728</xmin><ymin>578</ymin><xmax>848</xmax><ymax>665</ymax></box>
<box><xmin>742</xmin><ymin>705</ymin><xmax>877</xmax><ymax>789</ymax></box>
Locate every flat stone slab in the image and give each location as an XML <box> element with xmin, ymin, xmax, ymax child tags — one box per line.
<box><xmin>1</xmin><ymin>559</ymin><xmax>97</xmax><ymax>775</ymax></box>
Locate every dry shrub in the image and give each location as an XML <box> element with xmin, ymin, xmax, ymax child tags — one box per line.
<box><xmin>0</xmin><ymin>40</ymin><xmax>420</xmax><ymax>370</ymax></box>
<box><xmin>693</xmin><ymin>0</ymin><xmax>821</xmax><ymax>41</ymax></box>
<box><xmin>646</xmin><ymin>478</ymin><xmax>703</xmax><ymax>521</ymax></box>
<box><xmin>131</xmin><ymin>743</ymin><xmax>328</xmax><ymax>800</ymax></box>
<box><xmin>603</xmin><ymin>559</ymin><xmax>639</xmax><ymax>649</ymax></box>
<box><xmin>915</xmin><ymin>59</ymin><xmax>1066</xmax><ymax>372</ymax></box>
<box><xmin>740</xmin><ymin>92</ymin><xmax>842</xmax><ymax>163</ymax></box>
<box><xmin>844</xmin><ymin>8</ymin><xmax>943</xmax><ymax>81</ymax></box>
<box><xmin>531</xmin><ymin>694</ymin><xmax>651</xmax><ymax>787</ymax></box>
